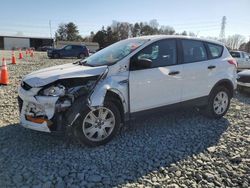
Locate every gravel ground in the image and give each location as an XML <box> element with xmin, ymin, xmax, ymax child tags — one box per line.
<box><xmin>0</xmin><ymin>50</ymin><xmax>249</xmax><ymax>188</ymax></box>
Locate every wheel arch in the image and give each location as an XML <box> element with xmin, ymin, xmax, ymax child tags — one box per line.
<box><xmin>210</xmin><ymin>79</ymin><xmax>234</xmax><ymax>98</ymax></box>
<box><xmin>104</xmin><ymin>90</ymin><xmax>125</xmax><ymax>123</ymax></box>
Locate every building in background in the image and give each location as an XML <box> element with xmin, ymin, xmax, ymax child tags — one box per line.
<box><xmin>0</xmin><ymin>35</ymin><xmax>54</xmax><ymax>50</ymax></box>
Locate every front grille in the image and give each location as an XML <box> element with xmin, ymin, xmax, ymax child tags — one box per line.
<box><xmin>18</xmin><ymin>97</ymin><xmax>23</xmax><ymax>113</ymax></box>
<box><xmin>237</xmin><ymin>76</ymin><xmax>250</xmax><ymax>83</ymax></box>
<box><xmin>21</xmin><ymin>81</ymin><xmax>32</xmax><ymax>91</ymax></box>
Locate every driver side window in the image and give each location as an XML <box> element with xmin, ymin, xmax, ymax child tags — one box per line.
<box><xmin>130</xmin><ymin>39</ymin><xmax>177</xmax><ymax>70</ymax></box>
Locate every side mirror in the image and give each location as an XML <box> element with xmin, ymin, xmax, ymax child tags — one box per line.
<box><xmin>134</xmin><ymin>58</ymin><xmax>152</xmax><ymax>69</ymax></box>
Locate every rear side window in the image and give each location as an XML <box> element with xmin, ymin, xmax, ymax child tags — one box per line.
<box><xmin>207</xmin><ymin>43</ymin><xmax>223</xmax><ymax>58</ymax></box>
<box><xmin>230</xmin><ymin>51</ymin><xmax>240</xmax><ymax>58</ymax></box>
<box><xmin>181</xmin><ymin>40</ymin><xmax>207</xmax><ymax>63</ymax></box>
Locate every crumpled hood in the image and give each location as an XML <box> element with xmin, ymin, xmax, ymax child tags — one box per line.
<box><xmin>23</xmin><ymin>63</ymin><xmax>107</xmax><ymax>87</ymax></box>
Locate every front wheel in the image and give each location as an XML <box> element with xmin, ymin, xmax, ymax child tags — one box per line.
<box><xmin>73</xmin><ymin>101</ymin><xmax>121</xmax><ymax>146</ymax></box>
<box><xmin>203</xmin><ymin>86</ymin><xmax>231</xmax><ymax>118</ymax></box>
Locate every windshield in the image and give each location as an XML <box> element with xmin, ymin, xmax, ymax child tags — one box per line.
<box><xmin>81</xmin><ymin>38</ymin><xmax>148</xmax><ymax>66</ymax></box>
<box><xmin>230</xmin><ymin>51</ymin><xmax>240</xmax><ymax>58</ymax></box>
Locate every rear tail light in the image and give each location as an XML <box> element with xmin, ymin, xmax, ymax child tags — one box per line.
<box><xmin>227</xmin><ymin>59</ymin><xmax>237</xmax><ymax>67</ymax></box>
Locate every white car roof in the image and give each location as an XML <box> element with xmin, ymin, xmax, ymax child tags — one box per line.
<box><xmin>133</xmin><ymin>35</ymin><xmax>224</xmax><ymax>46</ymax></box>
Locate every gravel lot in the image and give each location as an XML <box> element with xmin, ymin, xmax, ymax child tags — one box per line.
<box><xmin>0</xmin><ymin>50</ymin><xmax>249</xmax><ymax>188</ymax></box>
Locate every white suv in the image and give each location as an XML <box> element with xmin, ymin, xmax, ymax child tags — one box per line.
<box><xmin>18</xmin><ymin>35</ymin><xmax>237</xmax><ymax>146</ymax></box>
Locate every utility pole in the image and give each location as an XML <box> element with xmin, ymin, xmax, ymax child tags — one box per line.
<box><xmin>219</xmin><ymin>16</ymin><xmax>226</xmax><ymax>41</ymax></box>
<box><xmin>49</xmin><ymin>20</ymin><xmax>52</xmax><ymax>39</ymax></box>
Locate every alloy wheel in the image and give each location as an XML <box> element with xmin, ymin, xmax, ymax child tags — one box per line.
<box><xmin>82</xmin><ymin>107</ymin><xmax>115</xmax><ymax>141</ymax></box>
<box><xmin>213</xmin><ymin>91</ymin><xmax>229</xmax><ymax>115</ymax></box>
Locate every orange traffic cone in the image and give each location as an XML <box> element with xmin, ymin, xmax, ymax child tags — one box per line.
<box><xmin>0</xmin><ymin>57</ymin><xmax>9</xmax><ymax>85</ymax></box>
<box><xmin>12</xmin><ymin>51</ymin><xmax>16</xmax><ymax>64</ymax></box>
<box><xmin>19</xmin><ymin>49</ymin><xmax>23</xmax><ymax>59</ymax></box>
<box><xmin>30</xmin><ymin>50</ymin><xmax>34</xmax><ymax>58</ymax></box>
<box><xmin>0</xmin><ymin>58</ymin><xmax>1</xmax><ymax>80</ymax></box>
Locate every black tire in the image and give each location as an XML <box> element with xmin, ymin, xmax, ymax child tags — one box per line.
<box><xmin>203</xmin><ymin>86</ymin><xmax>231</xmax><ymax>119</ymax></box>
<box><xmin>73</xmin><ymin>101</ymin><xmax>121</xmax><ymax>147</ymax></box>
<box><xmin>78</xmin><ymin>53</ymin><xmax>85</xmax><ymax>59</ymax></box>
<box><xmin>237</xmin><ymin>86</ymin><xmax>244</xmax><ymax>94</ymax></box>
<box><xmin>53</xmin><ymin>53</ymin><xmax>60</xmax><ymax>59</ymax></box>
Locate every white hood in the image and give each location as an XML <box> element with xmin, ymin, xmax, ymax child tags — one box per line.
<box><xmin>23</xmin><ymin>63</ymin><xmax>107</xmax><ymax>87</ymax></box>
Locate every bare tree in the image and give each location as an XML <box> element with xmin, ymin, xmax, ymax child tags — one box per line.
<box><xmin>225</xmin><ymin>34</ymin><xmax>245</xmax><ymax>50</ymax></box>
<box><xmin>158</xmin><ymin>26</ymin><xmax>175</xmax><ymax>35</ymax></box>
<box><xmin>149</xmin><ymin>19</ymin><xmax>159</xmax><ymax>29</ymax></box>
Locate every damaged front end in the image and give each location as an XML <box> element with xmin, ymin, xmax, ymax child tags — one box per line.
<box><xmin>18</xmin><ymin>73</ymin><xmax>105</xmax><ymax>133</ymax></box>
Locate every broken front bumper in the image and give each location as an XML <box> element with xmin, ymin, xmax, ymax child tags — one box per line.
<box><xmin>18</xmin><ymin>86</ymin><xmax>59</xmax><ymax>133</ymax></box>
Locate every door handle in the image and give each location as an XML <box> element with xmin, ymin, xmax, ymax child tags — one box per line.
<box><xmin>208</xmin><ymin>65</ymin><xmax>216</xmax><ymax>69</ymax></box>
<box><xmin>168</xmin><ymin>71</ymin><xmax>180</xmax><ymax>75</ymax></box>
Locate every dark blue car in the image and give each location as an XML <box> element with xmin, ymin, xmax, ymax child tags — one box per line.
<box><xmin>47</xmin><ymin>45</ymin><xmax>89</xmax><ymax>59</ymax></box>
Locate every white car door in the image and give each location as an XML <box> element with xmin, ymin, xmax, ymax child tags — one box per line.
<box><xmin>129</xmin><ymin>39</ymin><xmax>182</xmax><ymax>113</ymax></box>
<box><xmin>180</xmin><ymin>39</ymin><xmax>215</xmax><ymax>101</ymax></box>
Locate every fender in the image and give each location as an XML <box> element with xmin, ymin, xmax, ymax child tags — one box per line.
<box><xmin>209</xmin><ymin>79</ymin><xmax>235</xmax><ymax>98</ymax></box>
<box><xmin>88</xmin><ymin>73</ymin><xmax>129</xmax><ymax>113</ymax></box>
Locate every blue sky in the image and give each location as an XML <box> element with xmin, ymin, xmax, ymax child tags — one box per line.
<box><xmin>0</xmin><ymin>0</ymin><xmax>249</xmax><ymax>40</ymax></box>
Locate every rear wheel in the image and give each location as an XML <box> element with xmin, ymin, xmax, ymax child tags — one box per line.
<box><xmin>78</xmin><ymin>53</ymin><xmax>85</xmax><ymax>59</ymax></box>
<box><xmin>203</xmin><ymin>86</ymin><xmax>231</xmax><ymax>118</ymax></box>
<box><xmin>73</xmin><ymin>101</ymin><xmax>121</xmax><ymax>146</ymax></box>
<box><xmin>237</xmin><ymin>86</ymin><xmax>244</xmax><ymax>93</ymax></box>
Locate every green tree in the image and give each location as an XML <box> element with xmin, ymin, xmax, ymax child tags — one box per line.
<box><xmin>245</xmin><ymin>41</ymin><xmax>250</xmax><ymax>53</ymax></box>
<box><xmin>117</xmin><ymin>22</ymin><xmax>130</xmax><ymax>40</ymax></box>
<box><xmin>141</xmin><ymin>25</ymin><xmax>155</xmax><ymax>35</ymax></box>
<box><xmin>66</xmin><ymin>22</ymin><xmax>82</xmax><ymax>41</ymax></box>
<box><xmin>55</xmin><ymin>23</ymin><xmax>67</xmax><ymax>41</ymax></box>
<box><xmin>106</xmin><ymin>27</ymin><xmax>118</xmax><ymax>45</ymax></box>
<box><xmin>55</xmin><ymin>22</ymin><xmax>82</xmax><ymax>41</ymax></box>
<box><xmin>181</xmin><ymin>31</ymin><xmax>188</xmax><ymax>36</ymax></box>
<box><xmin>132</xmin><ymin>23</ymin><xmax>141</xmax><ymax>37</ymax></box>
<box><xmin>239</xmin><ymin>41</ymin><xmax>250</xmax><ymax>53</ymax></box>
<box><xmin>93</xmin><ymin>27</ymin><xmax>107</xmax><ymax>48</ymax></box>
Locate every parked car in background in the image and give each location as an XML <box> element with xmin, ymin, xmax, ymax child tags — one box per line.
<box><xmin>230</xmin><ymin>50</ymin><xmax>250</xmax><ymax>70</ymax></box>
<box><xmin>18</xmin><ymin>35</ymin><xmax>237</xmax><ymax>146</ymax></box>
<box><xmin>47</xmin><ymin>45</ymin><xmax>89</xmax><ymax>59</ymax></box>
<box><xmin>237</xmin><ymin>70</ymin><xmax>250</xmax><ymax>93</ymax></box>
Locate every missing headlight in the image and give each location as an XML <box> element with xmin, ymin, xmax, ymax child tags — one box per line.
<box><xmin>41</xmin><ymin>85</ymin><xmax>66</xmax><ymax>97</ymax></box>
